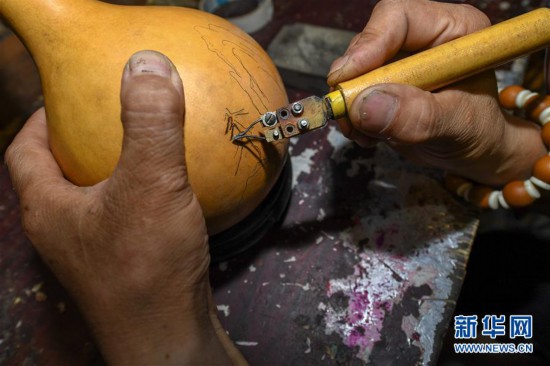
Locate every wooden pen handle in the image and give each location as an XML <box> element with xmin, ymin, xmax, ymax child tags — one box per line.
<box><xmin>328</xmin><ymin>8</ymin><xmax>550</xmax><ymax>119</ymax></box>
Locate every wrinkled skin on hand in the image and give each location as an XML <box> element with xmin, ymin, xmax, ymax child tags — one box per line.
<box><xmin>328</xmin><ymin>0</ymin><xmax>546</xmax><ymax>186</ymax></box>
<box><xmin>5</xmin><ymin>51</ymin><xmax>244</xmax><ymax>365</ymax></box>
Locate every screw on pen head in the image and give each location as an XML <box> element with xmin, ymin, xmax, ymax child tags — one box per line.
<box><xmin>262</xmin><ymin>112</ymin><xmax>277</xmax><ymax>127</ymax></box>
<box><xmin>291</xmin><ymin>102</ymin><xmax>304</xmax><ymax>116</ymax></box>
<box><xmin>298</xmin><ymin>119</ymin><xmax>309</xmax><ymax>129</ymax></box>
<box><xmin>273</xmin><ymin>129</ymin><xmax>280</xmax><ymax>139</ymax></box>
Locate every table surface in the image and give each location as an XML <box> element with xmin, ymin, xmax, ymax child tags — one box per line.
<box><xmin>0</xmin><ymin>0</ymin><xmax>544</xmax><ymax>365</ymax></box>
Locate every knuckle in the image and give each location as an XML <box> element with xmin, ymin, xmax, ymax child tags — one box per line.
<box><xmin>452</xmin><ymin>4</ymin><xmax>491</xmax><ymax>35</ymax></box>
<box><xmin>4</xmin><ymin>143</ymin><xmax>17</xmax><ymax>167</ymax></box>
<box><xmin>391</xmin><ymin>90</ymin><xmax>441</xmax><ymax>144</ymax></box>
<box><xmin>376</xmin><ymin>0</ymin><xmax>406</xmax><ymax>9</ymax></box>
<box><xmin>353</xmin><ymin>28</ymin><xmax>382</xmax><ymax>51</ymax></box>
<box><xmin>374</xmin><ymin>0</ymin><xmax>409</xmax><ymax>18</ymax></box>
<box><xmin>4</xmin><ymin>142</ymin><xmax>25</xmax><ymax>173</ymax></box>
<box><xmin>459</xmin><ymin>4</ymin><xmax>491</xmax><ymax>30</ymax></box>
<box><xmin>19</xmin><ymin>199</ymin><xmax>44</xmax><ymax>240</ymax></box>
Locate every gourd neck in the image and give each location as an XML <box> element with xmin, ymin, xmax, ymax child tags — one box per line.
<box><xmin>0</xmin><ymin>0</ymin><xmax>97</xmax><ymax>51</ymax></box>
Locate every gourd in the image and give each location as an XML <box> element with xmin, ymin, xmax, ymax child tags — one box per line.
<box><xmin>0</xmin><ymin>0</ymin><xmax>288</xmax><ymax>234</ymax></box>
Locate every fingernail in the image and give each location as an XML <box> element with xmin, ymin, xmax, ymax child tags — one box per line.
<box><xmin>128</xmin><ymin>50</ymin><xmax>172</xmax><ymax>78</ymax></box>
<box><xmin>358</xmin><ymin>90</ymin><xmax>397</xmax><ymax>134</ymax></box>
<box><xmin>328</xmin><ymin>55</ymin><xmax>349</xmax><ymax>76</ymax></box>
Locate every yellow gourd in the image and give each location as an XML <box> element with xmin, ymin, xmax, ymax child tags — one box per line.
<box><xmin>0</xmin><ymin>0</ymin><xmax>288</xmax><ymax>234</ymax></box>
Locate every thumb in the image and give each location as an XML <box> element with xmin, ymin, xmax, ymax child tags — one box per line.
<box><xmin>110</xmin><ymin>50</ymin><xmax>188</xmax><ymax>196</ymax></box>
<box><xmin>348</xmin><ymin>83</ymin><xmax>453</xmax><ymax>144</ymax></box>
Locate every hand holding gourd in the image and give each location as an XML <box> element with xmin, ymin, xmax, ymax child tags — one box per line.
<box><xmin>5</xmin><ymin>51</ymin><xmax>245</xmax><ymax>365</ymax></box>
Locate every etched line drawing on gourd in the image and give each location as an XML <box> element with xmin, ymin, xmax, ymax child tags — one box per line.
<box><xmin>194</xmin><ymin>23</ymin><xmax>274</xmax><ymax>115</ymax></box>
<box><xmin>195</xmin><ymin>24</ymin><xmax>273</xmax><ymax>166</ymax></box>
<box><xmin>224</xmin><ymin>108</ymin><xmax>249</xmax><ymax>140</ymax></box>
<box><xmin>224</xmin><ymin>108</ymin><xmax>264</xmax><ymax>175</ymax></box>
<box><xmin>195</xmin><ymin>23</ymin><xmax>283</xmax><ymax>207</ymax></box>
<box><xmin>223</xmin><ymin>108</ymin><xmax>267</xmax><ymax>205</ymax></box>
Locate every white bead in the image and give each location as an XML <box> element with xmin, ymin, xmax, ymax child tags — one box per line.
<box><xmin>524</xmin><ymin>179</ymin><xmax>541</xmax><ymax>199</ymax></box>
<box><xmin>539</xmin><ymin>106</ymin><xmax>550</xmax><ymax>125</ymax></box>
<box><xmin>456</xmin><ymin>182</ymin><xmax>473</xmax><ymax>198</ymax></box>
<box><xmin>488</xmin><ymin>191</ymin><xmax>500</xmax><ymax>210</ymax></box>
<box><xmin>497</xmin><ymin>191</ymin><xmax>510</xmax><ymax>209</ymax></box>
<box><xmin>530</xmin><ymin>176</ymin><xmax>550</xmax><ymax>191</ymax></box>
<box><xmin>516</xmin><ymin>89</ymin><xmax>538</xmax><ymax>109</ymax></box>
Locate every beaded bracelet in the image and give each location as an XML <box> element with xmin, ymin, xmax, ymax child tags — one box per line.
<box><xmin>444</xmin><ymin>85</ymin><xmax>550</xmax><ymax>209</ymax></box>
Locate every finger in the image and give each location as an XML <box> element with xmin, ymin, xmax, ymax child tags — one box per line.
<box><xmin>347</xmin><ymin>83</ymin><xmax>472</xmax><ymax>145</ymax></box>
<box><xmin>4</xmin><ymin>108</ymin><xmax>84</xmax><ymax>246</ymax></box>
<box><xmin>110</xmin><ymin>50</ymin><xmax>188</xmax><ymax>198</ymax></box>
<box><xmin>327</xmin><ymin>0</ymin><xmax>490</xmax><ymax>85</ymax></box>
<box><xmin>5</xmin><ymin>108</ymin><xmax>72</xmax><ymax>197</ymax></box>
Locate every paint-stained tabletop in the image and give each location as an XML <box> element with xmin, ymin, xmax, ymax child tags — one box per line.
<box><xmin>0</xmin><ymin>0</ymin><xmax>544</xmax><ymax>364</ymax></box>
<box><xmin>210</xmin><ymin>128</ymin><xmax>478</xmax><ymax>365</ymax></box>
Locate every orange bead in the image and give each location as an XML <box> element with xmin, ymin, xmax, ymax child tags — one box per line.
<box><xmin>467</xmin><ymin>186</ymin><xmax>493</xmax><ymax>209</ymax></box>
<box><xmin>533</xmin><ymin>155</ymin><xmax>550</xmax><ymax>183</ymax></box>
<box><xmin>444</xmin><ymin>174</ymin><xmax>471</xmax><ymax>194</ymax></box>
<box><xmin>499</xmin><ymin>85</ymin><xmax>525</xmax><ymax>109</ymax></box>
<box><xmin>528</xmin><ymin>95</ymin><xmax>550</xmax><ymax>122</ymax></box>
<box><xmin>542</xmin><ymin>124</ymin><xmax>550</xmax><ymax>146</ymax></box>
<box><xmin>502</xmin><ymin>181</ymin><xmax>535</xmax><ymax>207</ymax></box>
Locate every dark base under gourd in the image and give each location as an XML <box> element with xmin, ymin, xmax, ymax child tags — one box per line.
<box><xmin>209</xmin><ymin>159</ymin><xmax>292</xmax><ymax>263</ymax></box>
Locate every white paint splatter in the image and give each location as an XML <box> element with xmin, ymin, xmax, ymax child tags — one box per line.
<box><xmin>236</xmin><ymin>341</ymin><xmax>258</xmax><ymax>346</ymax></box>
<box><xmin>283</xmin><ymin>256</ymin><xmax>296</xmax><ymax>263</ymax></box>
<box><xmin>304</xmin><ymin>337</ymin><xmax>312</xmax><ymax>354</ymax></box>
<box><xmin>401</xmin><ymin>314</ymin><xmax>419</xmax><ymax>344</ymax></box>
<box><xmin>249</xmin><ymin>265</ymin><xmax>256</xmax><ymax>272</ymax></box>
<box><xmin>321</xmin><ymin>145</ymin><xmax>473</xmax><ymax>364</ymax></box>
<box><xmin>317</xmin><ymin>208</ymin><xmax>326</xmax><ymax>221</ymax></box>
<box><xmin>291</xmin><ymin>148</ymin><xmax>317</xmax><ymax>188</ymax></box>
<box><xmin>326</xmin><ymin>125</ymin><xmax>351</xmax><ymax>162</ymax></box>
<box><xmin>321</xmin><ymin>231</ymin><xmax>335</xmax><ymax>240</ymax></box>
<box><xmin>31</xmin><ymin>282</ymin><xmax>43</xmax><ymax>293</ymax></box>
<box><xmin>217</xmin><ymin>305</ymin><xmax>230</xmax><ymax>317</ymax></box>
